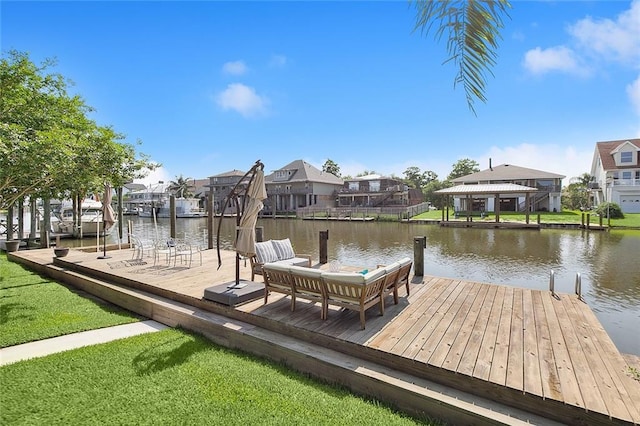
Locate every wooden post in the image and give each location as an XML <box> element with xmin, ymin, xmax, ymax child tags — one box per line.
<box><xmin>117</xmin><ymin>187</ymin><xmax>124</xmax><ymax>240</ymax></box>
<box><xmin>599</xmin><ymin>214</ymin><xmax>603</xmax><ymax>227</ymax></box>
<box><xmin>525</xmin><ymin>192</ymin><xmax>530</xmax><ymax>224</ymax></box>
<box><xmin>494</xmin><ymin>194</ymin><xmax>500</xmax><ymax>223</ymax></box>
<box><xmin>581</xmin><ymin>212</ymin><xmax>585</xmax><ymax>229</ymax></box>
<box><xmin>255</xmin><ymin>226</ymin><xmax>264</xmax><ymax>243</ymax></box>
<box><xmin>319</xmin><ymin>230</ymin><xmax>329</xmax><ymax>264</ymax></box>
<box><xmin>413</xmin><ymin>236</ymin><xmax>426</xmax><ymax>276</ymax></box>
<box><xmin>170</xmin><ymin>195</ymin><xmax>176</xmax><ymax>239</ymax></box>
<box><xmin>586</xmin><ymin>213</ymin><xmax>590</xmax><ymax>229</ymax></box>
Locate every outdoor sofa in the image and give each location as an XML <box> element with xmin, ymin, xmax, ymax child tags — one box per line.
<box><xmin>261</xmin><ymin>257</ymin><xmax>413</xmax><ymax>329</ymax></box>
<box><xmin>250</xmin><ymin>238</ymin><xmax>311</xmax><ymax>280</ymax></box>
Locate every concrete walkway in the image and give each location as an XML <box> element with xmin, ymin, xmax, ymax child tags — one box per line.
<box><xmin>0</xmin><ymin>320</ymin><xmax>168</xmax><ymax>366</ymax></box>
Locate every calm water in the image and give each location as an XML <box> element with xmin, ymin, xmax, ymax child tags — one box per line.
<box><xmin>76</xmin><ymin>216</ymin><xmax>640</xmax><ymax>355</ymax></box>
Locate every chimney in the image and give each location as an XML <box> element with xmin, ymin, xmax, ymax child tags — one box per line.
<box><xmin>489</xmin><ymin>158</ymin><xmax>493</xmax><ymax>171</ymax></box>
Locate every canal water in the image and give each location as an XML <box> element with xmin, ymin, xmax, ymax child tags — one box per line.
<box><xmin>69</xmin><ymin>216</ymin><xmax>640</xmax><ymax>356</ymax></box>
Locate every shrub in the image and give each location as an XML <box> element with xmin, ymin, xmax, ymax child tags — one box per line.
<box><xmin>595</xmin><ymin>202</ymin><xmax>624</xmax><ymax>219</ymax></box>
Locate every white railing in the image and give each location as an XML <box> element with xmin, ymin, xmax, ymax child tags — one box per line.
<box><xmin>612</xmin><ymin>178</ymin><xmax>640</xmax><ymax>186</ymax></box>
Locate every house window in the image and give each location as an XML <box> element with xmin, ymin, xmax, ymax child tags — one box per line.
<box><xmin>622</xmin><ymin>171</ymin><xmax>632</xmax><ymax>179</ymax></box>
<box><xmin>349</xmin><ymin>182</ymin><xmax>359</xmax><ymax>190</ymax></box>
<box><xmin>370</xmin><ymin>181</ymin><xmax>380</xmax><ymax>191</ymax></box>
<box><xmin>621</xmin><ymin>151</ymin><xmax>633</xmax><ymax>163</ymax></box>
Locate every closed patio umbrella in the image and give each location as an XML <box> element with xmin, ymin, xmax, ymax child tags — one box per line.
<box><xmin>98</xmin><ymin>183</ymin><xmax>116</xmax><ymax>259</ymax></box>
<box><xmin>216</xmin><ymin>160</ymin><xmax>265</xmax><ymax>288</ymax></box>
<box><xmin>234</xmin><ymin>168</ymin><xmax>266</xmax><ymax>257</ymax></box>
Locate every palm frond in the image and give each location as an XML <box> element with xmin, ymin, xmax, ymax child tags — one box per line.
<box><xmin>413</xmin><ymin>0</ymin><xmax>511</xmax><ymax>115</ymax></box>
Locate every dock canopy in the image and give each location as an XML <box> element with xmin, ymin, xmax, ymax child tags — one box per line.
<box><xmin>436</xmin><ymin>183</ymin><xmax>539</xmax><ymax>223</ymax></box>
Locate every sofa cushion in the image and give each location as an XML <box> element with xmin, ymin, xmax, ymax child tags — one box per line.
<box><xmin>289</xmin><ymin>265</ymin><xmax>322</xmax><ymax>278</ymax></box>
<box><xmin>255</xmin><ymin>241</ymin><xmax>279</xmax><ymax>264</ymax></box>
<box><xmin>272</xmin><ymin>238</ymin><xmax>295</xmax><ymax>261</ymax></box>
<box><xmin>363</xmin><ymin>267</ymin><xmax>386</xmax><ymax>284</ymax></box>
<box><xmin>279</xmin><ymin>257</ymin><xmax>311</xmax><ymax>267</ymax></box>
<box><xmin>262</xmin><ymin>262</ymin><xmax>291</xmax><ymax>272</ymax></box>
<box><xmin>321</xmin><ymin>271</ymin><xmax>365</xmax><ymax>285</ymax></box>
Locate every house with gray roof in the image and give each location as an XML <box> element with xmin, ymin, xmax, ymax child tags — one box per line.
<box><xmin>590</xmin><ymin>138</ymin><xmax>640</xmax><ymax>213</ymax></box>
<box><xmin>451</xmin><ymin>164</ymin><xmax>565</xmax><ymax>212</ymax></box>
<box><xmin>338</xmin><ymin>174</ymin><xmax>422</xmax><ymax>207</ymax></box>
<box><xmin>265</xmin><ymin>160</ymin><xmax>343</xmax><ymax>212</ymax></box>
<box><xmin>207</xmin><ymin>170</ymin><xmax>247</xmax><ymax>213</ymax></box>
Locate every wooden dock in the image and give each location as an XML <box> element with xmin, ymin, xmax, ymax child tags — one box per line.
<box><xmin>8</xmin><ymin>246</ymin><xmax>640</xmax><ymax>425</ymax></box>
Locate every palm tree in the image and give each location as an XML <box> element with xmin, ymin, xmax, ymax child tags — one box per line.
<box><xmin>412</xmin><ymin>0</ymin><xmax>512</xmax><ymax>115</ymax></box>
<box><xmin>168</xmin><ymin>175</ymin><xmax>194</xmax><ymax>198</ymax></box>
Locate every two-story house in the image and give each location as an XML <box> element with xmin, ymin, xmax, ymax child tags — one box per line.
<box><xmin>206</xmin><ymin>170</ymin><xmax>246</xmax><ymax>214</ymax></box>
<box><xmin>265</xmin><ymin>160</ymin><xmax>344</xmax><ymax>213</ymax></box>
<box><xmin>451</xmin><ymin>164</ymin><xmax>564</xmax><ymax>212</ymax></box>
<box><xmin>590</xmin><ymin>138</ymin><xmax>640</xmax><ymax>213</ymax></box>
<box><xmin>338</xmin><ymin>174</ymin><xmax>421</xmax><ymax>207</ymax></box>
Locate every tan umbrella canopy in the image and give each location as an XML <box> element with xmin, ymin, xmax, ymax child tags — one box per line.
<box><xmin>216</xmin><ymin>160</ymin><xmax>265</xmax><ymax>287</ymax></box>
<box><xmin>234</xmin><ymin>168</ymin><xmax>267</xmax><ymax>257</ymax></box>
<box><xmin>103</xmin><ymin>183</ymin><xmax>116</xmax><ymax>231</ymax></box>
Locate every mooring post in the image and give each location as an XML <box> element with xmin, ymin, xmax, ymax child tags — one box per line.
<box><xmin>586</xmin><ymin>213</ymin><xmax>590</xmax><ymax>229</ymax></box>
<box><xmin>255</xmin><ymin>226</ymin><xmax>264</xmax><ymax>243</ymax></box>
<box><xmin>319</xmin><ymin>229</ymin><xmax>329</xmax><ymax>264</ymax></box>
<box><xmin>170</xmin><ymin>195</ymin><xmax>176</xmax><ymax>239</ymax></box>
<box><xmin>413</xmin><ymin>236</ymin><xmax>426</xmax><ymax>276</ymax></box>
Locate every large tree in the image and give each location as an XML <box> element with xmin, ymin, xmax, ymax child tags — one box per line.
<box><xmin>412</xmin><ymin>0</ymin><xmax>512</xmax><ymax>114</ymax></box>
<box><xmin>0</xmin><ymin>50</ymin><xmax>157</xmax><ymax>209</ymax></box>
<box><xmin>322</xmin><ymin>159</ymin><xmax>341</xmax><ymax>177</ymax></box>
<box><xmin>447</xmin><ymin>158</ymin><xmax>480</xmax><ymax>181</ymax></box>
<box><xmin>403</xmin><ymin>166</ymin><xmax>438</xmax><ymax>189</ymax></box>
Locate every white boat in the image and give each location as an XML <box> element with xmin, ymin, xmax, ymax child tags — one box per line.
<box><xmin>138</xmin><ymin>197</ymin><xmax>207</xmax><ymax>218</ymax></box>
<box><xmin>51</xmin><ymin>199</ymin><xmax>117</xmax><ymax>237</ymax></box>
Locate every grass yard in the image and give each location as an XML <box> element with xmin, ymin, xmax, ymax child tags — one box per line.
<box><xmin>0</xmin><ymin>328</ymin><xmax>434</xmax><ymax>425</ymax></box>
<box><xmin>412</xmin><ymin>210</ymin><xmax>640</xmax><ymax>228</ymax></box>
<box><xmin>0</xmin><ymin>253</ymin><xmax>142</xmax><ymax>347</ymax></box>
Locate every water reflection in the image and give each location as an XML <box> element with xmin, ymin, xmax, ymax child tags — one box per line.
<box><xmin>85</xmin><ymin>216</ymin><xmax>640</xmax><ymax>355</ymax></box>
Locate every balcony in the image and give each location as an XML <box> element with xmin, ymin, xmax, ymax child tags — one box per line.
<box><xmin>612</xmin><ymin>178</ymin><xmax>640</xmax><ymax>186</ymax></box>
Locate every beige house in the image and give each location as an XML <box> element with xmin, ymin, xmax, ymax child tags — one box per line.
<box><xmin>265</xmin><ymin>160</ymin><xmax>343</xmax><ymax>213</ymax></box>
<box><xmin>590</xmin><ymin>138</ymin><xmax>640</xmax><ymax>213</ymax></box>
<box><xmin>451</xmin><ymin>164</ymin><xmax>564</xmax><ymax>212</ymax></box>
<box><xmin>206</xmin><ymin>170</ymin><xmax>246</xmax><ymax>214</ymax></box>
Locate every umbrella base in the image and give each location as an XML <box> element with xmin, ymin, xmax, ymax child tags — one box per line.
<box><xmin>203</xmin><ymin>281</ymin><xmax>264</xmax><ymax>306</ymax></box>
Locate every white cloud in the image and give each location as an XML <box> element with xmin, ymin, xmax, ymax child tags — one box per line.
<box><xmin>522</xmin><ymin>46</ymin><xmax>588</xmax><ymax>76</ymax></box>
<box><xmin>222</xmin><ymin>60</ymin><xmax>248</xmax><ymax>75</ymax></box>
<box><xmin>133</xmin><ymin>166</ymin><xmax>172</xmax><ymax>186</ymax></box>
<box><xmin>626</xmin><ymin>74</ymin><xmax>640</xmax><ymax>115</ymax></box>
<box><xmin>215</xmin><ymin>83</ymin><xmax>269</xmax><ymax>118</ymax></box>
<box><xmin>269</xmin><ymin>54</ymin><xmax>288</xmax><ymax>68</ymax></box>
<box><xmin>569</xmin><ymin>0</ymin><xmax>640</xmax><ymax>65</ymax></box>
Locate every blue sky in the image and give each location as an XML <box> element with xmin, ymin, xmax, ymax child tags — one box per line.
<box><xmin>3</xmin><ymin>1</ymin><xmax>639</xmax><ymax>185</ymax></box>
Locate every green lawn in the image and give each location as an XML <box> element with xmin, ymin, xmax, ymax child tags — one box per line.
<box><xmin>0</xmin><ymin>253</ymin><xmax>142</xmax><ymax>347</ymax></box>
<box><xmin>0</xmin><ymin>328</ymin><xmax>434</xmax><ymax>425</ymax></box>
<box><xmin>412</xmin><ymin>210</ymin><xmax>640</xmax><ymax>228</ymax></box>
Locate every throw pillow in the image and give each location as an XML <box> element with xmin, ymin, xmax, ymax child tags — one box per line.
<box><xmin>272</xmin><ymin>238</ymin><xmax>295</xmax><ymax>260</ymax></box>
<box><xmin>255</xmin><ymin>241</ymin><xmax>278</xmax><ymax>263</ymax></box>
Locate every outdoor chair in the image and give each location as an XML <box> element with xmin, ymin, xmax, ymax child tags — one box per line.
<box><xmin>172</xmin><ymin>240</ymin><xmax>193</xmax><ymax>268</ymax></box>
<box><xmin>153</xmin><ymin>240</ymin><xmax>173</xmax><ymax>266</ymax></box>
<box><xmin>129</xmin><ymin>233</ymin><xmax>154</xmax><ymax>260</ymax></box>
<box><xmin>250</xmin><ymin>239</ymin><xmax>311</xmax><ymax>281</ymax></box>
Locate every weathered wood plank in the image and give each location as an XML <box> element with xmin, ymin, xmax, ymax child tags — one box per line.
<box><xmin>530</xmin><ymin>290</ymin><xmax>562</xmax><ymax>401</ymax></box>
<box><xmin>457</xmin><ymin>283</ymin><xmax>497</xmax><ymax>377</ymax></box>
<box><xmin>368</xmin><ymin>277</ymin><xmax>450</xmax><ymax>351</ymax></box>
<box><xmin>473</xmin><ymin>284</ymin><xmax>505</xmax><ymax>381</ymax></box>
<box><xmin>414</xmin><ymin>282</ymin><xmax>479</xmax><ymax>365</ymax></box>
<box><xmin>506</xmin><ymin>288</ymin><xmax>524</xmax><ymax>391</ymax></box>
<box><xmin>521</xmin><ymin>289</ymin><xmax>542</xmax><ymax>397</ymax></box>
<box><xmin>439</xmin><ymin>283</ymin><xmax>489</xmax><ymax>371</ymax></box>
<box><xmin>488</xmin><ymin>285</ymin><xmax>513</xmax><ymax>386</ymax></box>
<box><xmin>541</xmin><ymin>292</ymin><xmax>584</xmax><ymax>408</ymax></box>
<box><xmin>565</xmin><ymin>296</ymin><xmax>640</xmax><ymax>423</ymax></box>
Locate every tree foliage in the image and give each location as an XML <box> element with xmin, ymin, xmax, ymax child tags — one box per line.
<box><xmin>169</xmin><ymin>175</ymin><xmax>194</xmax><ymax>198</ymax></box>
<box><xmin>412</xmin><ymin>0</ymin><xmax>512</xmax><ymax>114</ymax></box>
<box><xmin>0</xmin><ymin>50</ymin><xmax>158</xmax><ymax>209</ymax></box>
<box><xmin>562</xmin><ymin>173</ymin><xmax>593</xmax><ymax>211</ymax></box>
<box><xmin>447</xmin><ymin>158</ymin><xmax>480</xmax><ymax>181</ymax></box>
<box><xmin>403</xmin><ymin>166</ymin><xmax>438</xmax><ymax>189</ymax></box>
<box><xmin>322</xmin><ymin>159</ymin><xmax>341</xmax><ymax>177</ymax></box>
